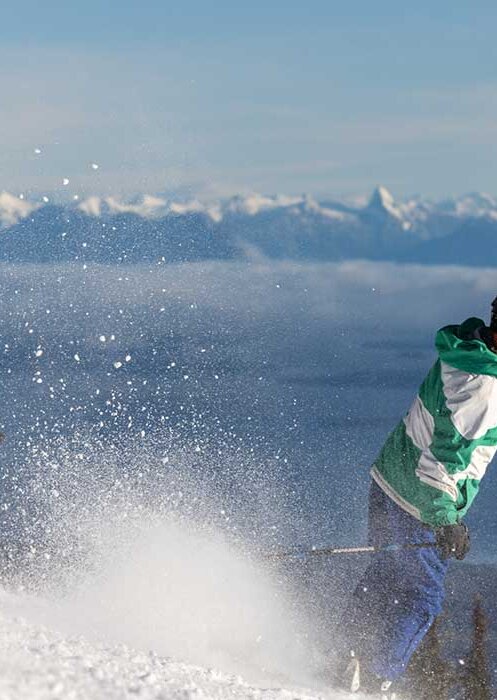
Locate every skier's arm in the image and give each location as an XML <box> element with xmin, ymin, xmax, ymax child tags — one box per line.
<box><xmin>416</xmin><ymin>403</ymin><xmax>497</xmax><ymax>527</ymax></box>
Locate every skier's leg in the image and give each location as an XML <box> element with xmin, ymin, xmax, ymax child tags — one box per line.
<box><xmin>341</xmin><ymin>480</ymin><xmax>448</xmax><ymax>685</ymax></box>
<box><xmin>366</xmin><ymin>540</ymin><xmax>447</xmax><ymax>680</ymax></box>
<box><xmin>371</xmin><ymin>482</ymin><xmax>449</xmax><ymax>680</ymax></box>
<box><xmin>337</xmin><ymin>481</ymin><xmax>393</xmax><ymax>678</ymax></box>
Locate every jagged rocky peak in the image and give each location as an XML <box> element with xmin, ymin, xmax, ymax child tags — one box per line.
<box><xmin>366</xmin><ymin>186</ymin><xmax>413</xmax><ymax>231</ymax></box>
<box><xmin>368</xmin><ymin>186</ymin><xmax>399</xmax><ymax>214</ymax></box>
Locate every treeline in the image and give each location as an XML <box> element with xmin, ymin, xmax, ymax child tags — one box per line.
<box><xmin>405</xmin><ymin>595</ymin><xmax>493</xmax><ymax>700</ymax></box>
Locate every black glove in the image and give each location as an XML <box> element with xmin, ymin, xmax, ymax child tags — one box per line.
<box><xmin>435</xmin><ymin>522</ymin><xmax>470</xmax><ymax>560</ymax></box>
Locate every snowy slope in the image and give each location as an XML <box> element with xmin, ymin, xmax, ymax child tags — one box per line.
<box><xmin>0</xmin><ymin>592</ymin><xmax>317</xmax><ymax>700</ymax></box>
<box><xmin>0</xmin><ymin>588</ymin><xmax>367</xmax><ymax>700</ymax></box>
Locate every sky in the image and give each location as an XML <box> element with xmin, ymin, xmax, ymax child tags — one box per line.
<box><xmin>2</xmin><ymin>0</ymin><xmax>497</xmax><ymax>200</ymax></box>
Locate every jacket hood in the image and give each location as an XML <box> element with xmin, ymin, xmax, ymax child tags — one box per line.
<box><xmin>435</xmin><ymin>317</ymin><xmax>497</xmax><ymax>377</ymax></box>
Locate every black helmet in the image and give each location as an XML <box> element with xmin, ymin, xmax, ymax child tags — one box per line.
<box><xmin>491</xmin><ymin>296</ymin><xmax>497</xmax><ymax>331</ymax></box>
<box><xmin>480</xmin><ymin>297</ymin><xmax>497</xmax><ymax>352</ymax></box>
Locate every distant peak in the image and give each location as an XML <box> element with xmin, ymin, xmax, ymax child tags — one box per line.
<box><xmin>226</xmin><ymin>193</ymin><xmax>304</xmax><ymax>216</ymax></box>
<box><xmin>78</xmin><ymin>196</ymin><xmax>103</xmax><ymax>217</ymax></box>
<box><xmin>369</xmin><ymin>185</ymin><xmax>395</xmax><ymax>209</ymax></box>
<box><xmin>367</xmin><ymin>186</ymin><xmax>403</xmax><ymax>221</ymax></box>
<box><xmin>0</xmin><ymin>190</ymin><xmax>38</xmax><ymax>227</ymax></box>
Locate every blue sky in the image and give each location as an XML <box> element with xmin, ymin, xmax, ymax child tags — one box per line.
<box><xmin>2</xmin><ymin>1</ymin><xmax>497</xmax><ymax>200</ymax></box>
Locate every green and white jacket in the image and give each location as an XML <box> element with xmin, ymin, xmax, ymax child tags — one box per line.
<box><xmin>371</xmin><ymin>318</ymin><xmax>497</xmax><ymax>527</ymax></box>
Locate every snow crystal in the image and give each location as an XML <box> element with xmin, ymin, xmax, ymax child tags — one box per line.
<box><xmin>62</xmin><ymin>178</ymin><xmax>70</xmax><ymax>186</ymax></box>
<box><xmin>114</xmin><ymin>361</ymin><xmax>123</xmax><ymax>369</ymax></box>
<box><xmin>91</xmin><ymin>163</ymin><xmax>99</xmax><ymax>170</ymax></box>
<box><xmin>74</xmin><ymin>354</ymin><xmax>81</xmax><ymax>362</ymax></box>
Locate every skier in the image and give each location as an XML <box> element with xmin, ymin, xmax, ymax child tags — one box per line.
<box><xmin>339</xmin><ymin>297</ymin><xmax>497</xmax><ymax>698</ymax></box>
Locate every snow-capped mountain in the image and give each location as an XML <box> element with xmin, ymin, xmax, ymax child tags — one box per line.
<box><xmin>364</xmin><ymin>185</ymin><xmax>408</xmax><ymax>226</ymax></box>
<box><xmin>0</xmin><ymin>191</ymin><xmax>39</xmax><ymax>227</ymax></box>
<box><xmin>0</xmin><ymin>186</ymin><xmax>496</xmax><ymax>265</ymax></box>
<box><xmin>77</xmin><ymin>195</ymin><xmax>223</xmax><ymax>222</ymax></box>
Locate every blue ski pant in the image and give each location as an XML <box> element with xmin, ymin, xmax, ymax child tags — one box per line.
<box><xmin>344</xmin><ymin>479</ymin><xmax>448</xmax><ymax>681</ymax></box>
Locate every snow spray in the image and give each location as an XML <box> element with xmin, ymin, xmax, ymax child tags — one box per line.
<box><xmin>7</xmin><ymin>432</ymin><xmax>327</xmax><ymax>688</ymax></box>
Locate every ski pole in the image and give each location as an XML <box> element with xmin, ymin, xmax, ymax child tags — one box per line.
<box><xmin>266</xmin><ymin>541</ymin><xmax>437</xmax><ymax>560</ymax></box>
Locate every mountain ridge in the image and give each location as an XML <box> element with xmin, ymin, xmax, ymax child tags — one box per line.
<box><xmin>0</xmin><ymin>186</ymin><xmax>496</xmax><ymax>266</ymax></box>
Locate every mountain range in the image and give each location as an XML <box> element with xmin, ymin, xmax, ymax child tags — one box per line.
<box><xmin>0</xmin><ymin>186</ymin><xmax>496</xmax><ymax>265</ymax></box>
